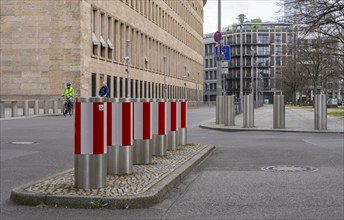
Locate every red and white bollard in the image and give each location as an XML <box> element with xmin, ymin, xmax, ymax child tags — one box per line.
<box><xmin>178</xmin><ymin>99</ymin><xmax>187</xmax><ymax>146</ymax></box>
<box><xmin>107</xmin><ymin>98</ymin><xmax>133</xmax><ymax>175</ymax></box>
<box><xmin>151</xmin><ymin>98</ymin><xmax>167</xmax><ymax>156</ymax></box>
<box><xmin>133</xmin><ymin>98</ymin><xmax>152</xmax><ymax>164</ymax></box>
<box><xmin>166</xmin><ymin>99</ymin><xmax>178</xmax><ymax>151</ymax></box>
<box><xmin>74</xmin><ymin>97</ymin><xmax>107</xmax><ymax>189</ymax></box>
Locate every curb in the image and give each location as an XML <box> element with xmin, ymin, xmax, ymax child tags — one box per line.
<box><xmin>10</xmin><ymin>145</ymin><xmax>215</xmax><ymax>209</ymax></box>
<box><xmin>0</xmin><ymin>113</ymin><xmax>64</xmax><ymax>121</ymax></box>
<box><xmin>199</xmin><ymin>124</ymin><xmax>344</xmax><ymax>134</ymax></box>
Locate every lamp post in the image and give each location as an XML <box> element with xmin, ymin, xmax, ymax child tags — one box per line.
<box><xmin>125</xmin><ymin>40</ymin><xmax>131</xmax><ymax>98</ymax></box>
<box><xmin>255</xmin><ymin>61</ymin><xmax>258</xmax><ymax>106</ymax></box>
<box><xmin>208</xmin><ymin>83</ymin><xmax>210</xmax><ymax>106</ymax></box>
<box><xmin>250</xmin><ymin>48</ymin><xmax>255</xmax><ymax>95</ymax></box>
<box><xmin>216</xmin><ymin>0</ymin><xmax>222</xmax><ymax>97</ymax></box>
<box><xmin>238</xmin><ymin>14</ymin><xmax>245</xmax><ymax>113</ymax></box>
<box><xmin>184</xmin><ymin>66</ymin><xmax>187</xmax><ymax>99</ymax></box>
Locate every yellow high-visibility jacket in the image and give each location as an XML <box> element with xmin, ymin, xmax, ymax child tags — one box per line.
<box><xmin>62</xmin><ymin>86</ymin><xmax>74</xmax><ymax>99</ymax></box>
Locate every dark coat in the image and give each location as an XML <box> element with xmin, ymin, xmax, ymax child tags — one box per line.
<box><xmin>99</xmin><ymin>86</ymin><xmax>109</xmax><ymax>97</ymax></box>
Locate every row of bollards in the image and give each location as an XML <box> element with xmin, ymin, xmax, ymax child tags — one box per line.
<box><xmin>74</xmin><ymin>98</ymin><xmax>188</xmax><ymax>190</ymax></box>
<box><xmin>215</xmin><ymin>94</ymin><xmax>327</xmax><ymax>130</ymax></box>
<box><xmin>0</xmin><ymin>100</ymin><xmax>62</xmax><ymax>118</ymax></box>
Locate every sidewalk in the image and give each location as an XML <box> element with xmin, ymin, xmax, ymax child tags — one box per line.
<box><xmin>11</xmin><ymin>144</ymin><xmax>214</xmax><ymax>209</ymax></box>
<box><xmin>200</xmin><ymin>104</ymin><xmax>344</xmax><ymax>133</ymax></box>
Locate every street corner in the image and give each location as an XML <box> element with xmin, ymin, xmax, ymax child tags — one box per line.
<box><xmin>10</xmin><ymin>144</ymin><xmax>215</xmax><ymax>209</ymax></box>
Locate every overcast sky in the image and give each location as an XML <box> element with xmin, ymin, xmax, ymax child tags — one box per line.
<box><xmin>203</xmin><ymin>0</ymin><xmax>281</xmax><ymax>34</ymax></box>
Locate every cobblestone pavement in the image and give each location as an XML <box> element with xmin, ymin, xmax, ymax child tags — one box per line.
<box><xmin>22</xmin><ymin>144</ymin><xmax>208</xmax><ymax>198</ymax></box>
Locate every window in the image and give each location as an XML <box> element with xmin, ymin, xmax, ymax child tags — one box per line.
<box><xmin>119</xmin><ymin>77</ymin><xmax>123</xmax><ymax>98</ymax></box>
<box><xmin>148</xmin><ymin>82</ymin><xmax>151</xmax><ymax>98</ymax></box>
<box><xmin>275</xmin><ymin>34</ymin><xmax>282</xmax><ymax>43</ymax></box>
<box><xmin>135</xmin><ymin>80</ymin><xmax>138</xmax><ymax>98</ymax></box>
<box><xmin>107</xmin><ymin>75</ymin><xmax>111</xmax><ymax>97</ymax></box>
<box><xmin>275</xmin><ymin>45</ymin><xmax>282</xmax><ymax>55</ymax></box>
<box><xmin>107</xmin><ymin>16</ymin><xmax>113</xmax><ymax>59</ymax></box>
<box><xmin>144</xmin><ymin>81</ymin><xmax>147</xmax><ymax>98</ymax></box>
<box><xmin>276</xmin><ymin>57</ymin><xmax>281</xmax><ymax>66</ymax></box>
<box><xmin>258</xmin><ymin>34</ymin><xmax>269</xmax><ymax>44</ymax></box>
<box><xmin>125</xmin><ymin>78</ymin><xmax>128</xmax><ymax>97</ymax></box>
<box><xmin>258</xmin><ymin>46</ymin><xmax>269</xmax><ymax>55</ymax></box>
<box><xmin>92</xmin><ymin>73</ymin><xmax>97</xmax><ymax>97</ymax></box>
<box><xmin>100</xmin><ymin>12</ymin><xmax>106</xmax><ymax>58</ymax></box>
<box><xmin>113</xmin><ymin>77</ymin><xmax>117</xmax><ymax>97</ymax></box>
<box><xmin>92</xmin><ymin>8</ymin><xmax>99</xmax><ymax>56</ymax></box>
<box><xmin>140</xmin><ymin>80</ymin><xmax>143</xmax><ymax>98</ymax></box>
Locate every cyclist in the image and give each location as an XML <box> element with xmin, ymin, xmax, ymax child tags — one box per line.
<box><xmin>62</xmin><ymin>82</ymin><xmax>74</xmax><ymax>111</ymax></box>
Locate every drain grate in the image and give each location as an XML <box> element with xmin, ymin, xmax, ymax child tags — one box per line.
<box><xmin>9</xmin><ymin>141</ymin><xmax>37</xmax><ymax>145</ymax></box>
<box><xmin>261</xmin><ymin>165</ymin><xmax>318</xmax><ymax>172</ymax></box>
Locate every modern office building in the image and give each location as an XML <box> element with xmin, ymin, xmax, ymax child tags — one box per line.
<box><xmin>1</xmin><ymin>0</ymin><xmax>206</xmax><ymax>103</ymax></box>
<box><xmin>203</xmin><ymin>20</ymin><xmax>294</xmax><ymax>104</ymax></box>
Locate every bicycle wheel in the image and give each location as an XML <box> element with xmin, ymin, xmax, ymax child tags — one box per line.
<box><xmin>69</xmin><ymin>106</ymin><xmax>73</xmax><ymax>116</ymax></box>
<box><xmin>63</xmin><ymin>103</ymin><xmax>68</xmax><ymax>116</ymax></box>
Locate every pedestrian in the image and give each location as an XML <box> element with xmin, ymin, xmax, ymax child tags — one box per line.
<box><xmin>99</xmin><ymin>81</ymin><xmax>109</xmax><ymax>97</ymax></box>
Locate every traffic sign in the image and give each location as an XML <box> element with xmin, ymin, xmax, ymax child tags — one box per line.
<box><xmin>215</xmin><ymin>45</ymin><xmax>231</xmax><ymax>61</ymax></box>
<box><xmin>213</xmin><ymin>31</ymin><xmax>222</xmax><ymax>42</ymax></box>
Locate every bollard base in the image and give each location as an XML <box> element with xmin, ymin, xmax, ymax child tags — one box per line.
<box><xmin>152</xmin><ymin>134</ymin><xmax>166</xmax><ymax>156</ymax></box>
<box><xmin>107</xmin><ymin>145</ymin><xmax>133</xmax><ymax>175</ymax></box>
<box><xmin>74</xmin><ymin>154</ymin><xmax>107</xmax><ymax>190</ymax></box>
<box><xmin>178</xmin><ymin>128</ymin><xmax>187</xmax><ymax>146</ymax></box>
<box><xmin>133</xmin><ymin>139</ymin><xmax>152</xmax><ymax>165</ymax></box>
<box><xmin>167</xmin><ymin>131</ymin><xmax>177</xmax><ymax>151</ymax></box>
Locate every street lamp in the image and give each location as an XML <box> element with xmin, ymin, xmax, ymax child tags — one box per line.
<box><xmin>125</xmin><ymin>40</ymin><xmax>131</xmax><ymax>98</ymax></box>
<box><xmin>238</xmin><ymin>14</ymin><xmax>246</xmax><ymax>112</ymax></box>
<box><xmin>184</xmin><ymin>66</ymin><xmax>187</xmax><ymax>99</ymax></box>
<box><xmin>207</xmin><ymin>83</ymin><xmax>210</xmax><ymax>106</ymax></box>
<box><xmin>250</xmin><ymin>48</ymin><xmax>255</xmax><ymax>95</ymax></box>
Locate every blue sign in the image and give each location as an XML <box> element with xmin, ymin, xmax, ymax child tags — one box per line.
<box><xmin>215</xmin><ymin>45</ymin><xmax>231</xmax><ymax>61</ymax></box>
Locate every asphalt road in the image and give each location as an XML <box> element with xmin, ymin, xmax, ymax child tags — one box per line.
<box><xmin>1</xmin><ymin>106</ymin><xmax>343</xmax><ymax>219</ymax></box>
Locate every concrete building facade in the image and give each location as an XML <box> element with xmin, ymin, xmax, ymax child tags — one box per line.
<box><xmin>1</xmin><ymin>0</ymin><xmax>205</xmax><ymax>102</ymax></box>
<box><xmin>203</xmin><ymin>21</ymin><xmax>294</xmax><ymax>104</ymax></box>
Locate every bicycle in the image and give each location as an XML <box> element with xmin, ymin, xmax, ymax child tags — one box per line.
<box><xmin>62</xmin><ymin>96</ymin><xmax>73</xmax><ymax>116</ymax></box>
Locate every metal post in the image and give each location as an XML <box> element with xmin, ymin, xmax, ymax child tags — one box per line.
<box><xmin>11</xmin><ymin>101</ymin><xmax>17</xmax><ymax>117</ymax></box>
<box><xmin>217</xmin><ymin>96</ymin><xmax>224</xmax><ymax>124</ymax></box>
<box><xmin>208</xmin><ymin>83</ymin><xmax>210</xmax><ymax>106</ymax></box>
<box><xmin>53</xmin><ymin>100</ymin><xmax>58</xmax><ymax>114</ymax></box>
<box><xmin>34</xmin><ymin>100</ymin><xmax>39</xmax><ymax>115</ymax></box>
<box><xmin>224</xmin><ymin>95</ymin><xmax>235</xmax><ymax>126</ymax></box>
<box><xmin>243</xmin><ymin>94</ymin><xmax>254</xmax><ymax>128</ymax></box>
<box><xmin>74</xmin><ymin>97</ymin><xmax>107</xmax><ymax>189</ymax></box>
<box><xmin>273</xmin><ymin>95</ymin><xmax>285</xmax><ymax>129</ymax></box>
<box><xmin>23</xmin><ymin>100</ymin><xmax>29</xmax><ymax>116</ymax></box>
<box><xmin>0</xmin><ymin>101</ymin><xmax>5</xmax><ymax>118</ymax></box>
<box><xmin>125</xmin><ymin>40</ymin><xmax>131</xmax><ymax>98</ymax></box>
<box><xmin>239</xmin><ymin>14</ymin><xmax>245</xmax><ymax>113</ymax></box>
<box><xmin>256</xmin><ymin>62</ymin><xmax>258</xmax><ymax>106</ymax></box>
<box><xmin>314</xmin><ymin>94</ymin><xmax>327</xmax><ymax>130</ymax></box>
<box><xmin>107</xmin><ymin>98</ymin><xmax>133</xmax><ymax>175</ymax></box>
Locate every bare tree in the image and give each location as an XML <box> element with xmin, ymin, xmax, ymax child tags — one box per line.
<box><xmin>280</xmin><ymin>0</ymin><xmax>344</xmax><ymax>46</ymax></box>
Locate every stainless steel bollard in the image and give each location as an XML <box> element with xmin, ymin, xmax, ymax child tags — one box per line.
<box><xmin>243</xmin><ymin>95</ymin><xmax>254</xmax><ymax>128</ymax></box>
<box><xmin>23</xmin><ymin>100</ymin><xmax>29</xmax><ymax>116</ymax></box>
<box><xmin>34</xmin><ymin>100</ymin><xmax>39</xmax><ymax>115</ymax></box>
<box><xmin>216</xmin><ymin>96</ymin><xmax>225</xmax><ymax>124</ymax></box>
<box><xmin>224</xmin><ymin>95</ymin><xmax>235</xmax><ymax>126</ymax></box>
<box><xmin>314</xmin><ymin>94</ymin><xmax>327</xmax><ymax>130</ymax></box>
<box><xmin>0</xmin><ymin>101</ymin><xmax>5</xmax><ymax>118</ymax></box>
<box><xmin>133</xmin><ymin>98</ymin><xmax>152</xmax><ymax>164</ymax></box>
<box><xmin>178</xmin><ymin>99</ymin><xmax>187</xmax><ymax>146</ymax></box>
<box><xmin>151</xmin><ymin>98</ymin><xmax>167</xmax><ymax>156</ymax></box>
<box><xmin>216</xmin><ymin>96</ymin><xmax>219</xmax><ymax>124</ymax></box>
<box><xmin>273</xmin><ymin>95</ymin><xmax>285</xmax><ymax>129</ymax></box>
<box><xmin>166</xmin><ymin>99</ymin><xmax>178</xmax><ymax>151</ymax></box>
<box><xmin>53</xmin><ymin>100</ymin><xmax>58</xmax><ymax>113</ymax></box>
<box><xmin>44</xmin><ymin>100</ymin><xmax>49</xmax><ymax>114</ymax></box>
<box><xmin>107</xmin><ymin>98</ymin><xmax>133</xmax><ymax>175</ymax></box>
<box><xmin>74</xmin><ymin>97</ymin><xmax>107</xmax><ymax>189</ymax></box>
<box><xmin>11</xmin><ymin>101</ymin><xmax>18</xmax><ymax>117</ymax></box>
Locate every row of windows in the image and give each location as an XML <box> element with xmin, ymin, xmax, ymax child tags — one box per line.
<box><xmin>91</xmin><ymin>73</ymin><xmax>202</xmax><ymax>101</ymax></box>
<box><xmin>164</xmin><ymin>0</ymin><xmax>203</xmax><ymax>36</ymax></box>
<box><xmin>117</xmin><ymin>0</ymin><xmax>202</xmax><ymax>53</ymax></box>
<box><xmin>222</xmin><ymin>33</ymin><xmax>293</xmax><ymax>45</ymax></box>
<box><xmin>91</xmin><ymin>6</ymin><xmax>201</xmax><ymax>81</ymax></box>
